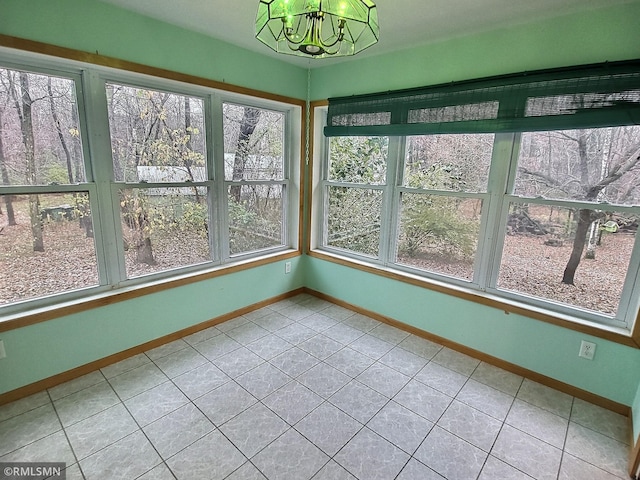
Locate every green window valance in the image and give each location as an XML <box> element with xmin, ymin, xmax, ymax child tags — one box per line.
<box><xmin>324</xmin><ymin>60</ymin><xmax>640</xmax><ymax>137</ymax></box>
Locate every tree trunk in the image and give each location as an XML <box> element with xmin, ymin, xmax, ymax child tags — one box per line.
<box><xmin>13</xmin><ymin>73</ymin><xmax>44</xmax><ymax>251</ymax></box>
<box><xmin>230</xmin><ymin>107</ymin><xmax>261</xmax><ymax>202</ymax></box>
<box><xmin>0</xmin><ymin>110</ymin><xmax>17</xmax><ymax>225</ymax></box>
<box><xmin>47</xmin><ymin>77</ymin><xmax>74</xmax><ymax>183</ymax></box>
<box><xmin>562</xmin><ymin>208</ymin><xmax>593</xmax><ymax>285</ymax></box>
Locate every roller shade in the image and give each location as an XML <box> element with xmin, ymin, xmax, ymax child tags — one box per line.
<box><xmin>324</xmin><ymin>61</ymin><xmax>640</xmax><ymax>137</ymax></box>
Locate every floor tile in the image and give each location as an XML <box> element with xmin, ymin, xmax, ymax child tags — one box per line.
<box><xmin>311</xmin><ymin>460</ymin><xmax>357</xmax><ymax>480</ymax></box>
<box><xmin>241</xmin><ymin>306</ymin><xmax>273</xmax><ymax>322</ymax></box>
<box><xmin>146</xmin><ymin>339</ymin><xmax>189</xmax><ymax>361</ymax></box>
<box><xmin>0</xmin><ymin>404</ymin><xmax>61</xmax><ymax>457</ymax></box>
<box><xmin>396</xmin><ymin>335</ymin><xmax>442</xmax><ymax>359</ymax></box>
<box><xmin>182</xmin><ymin>325</ymin><xmax>222</xmax><ymax>346</ymax></box>
<box><xmin>298</xmin><ymin>334</ymin><xmax>343</xmax><ymax>360</ymax></box>
<box><xmin>431</xmin><ymin>347</ymin><xmax>479</xmax><ymax>376</ymax></box>
<box><xmin>393</xmin><ymin>379</ymin><xmax>452</xmax><ymax>422</ymax></box>
<box><xmin>269</xmin><ymin>347</ymin><xmax>320</xmax><ymax>377</ymax></box>
<box><xmin>252</xmin><ymin>428</ymin><xmax>329</xmax><ymax>480</ymax></box>
<box><xmin>0</xmin><ymin>391</ymin><xmax>50</xmax><ymax>423</ymax></box>
<box><xmin>66</xmin><ymin>403</ymin><xmax>137</xmax><ymax>460</ymax></box>
<box><xmin>143</xmin><ymin>403</ymin><xmax>214</xmax><ymax>459</ymax></box>
<box><xmin>378</xmin><ymin>347</ymin><xmax>428</xmax><ymax>377</ymax></box>
<box><xmin>295</xmin><ymin>402</ymin><xmax>362</xmax><ymax>456</ymax></box>
<box><xmin>437</xmin><ymin>400</ymin><xmax>502</xmax><ymax>452</ymax></box>
<box><xmin>48</xmin><ymin>371</ymin><xmax>106</xmax><ymax>401</ymax></box>
<box><xmin>250</xmin><ymin>311</ymin><xmax>294</xmax><ymax>332</ymax></box>
<box><xmin>137</xmin><ymin>462</ymin><xmax>176</xmax><ymax>480</ymax></box>
<box><xmin>101</xmin><ymin>354</ymin><xmax>151</xmax><ymax>380</ymax></box>
<box><xmin>558</xmin><ymin>452</ymin><xmax>624</xmax><ymax>480</ymax></box>
<box><xmin>193</xmin><ymin>334</ymin><xmax>242</xmax><ymax>360</ymax></box>
<box><xmin>335</xmin><ymin>427</ymin><xmax>410</xmax><ymax>480</ymax></box>
<box><xmin>124</xmin><ymin>381</ymin><xmax>188</xmax><ymax>426</ymax></box>
<box><xmin>366</xmin><ymin>401</ymin><xmax>433</xmax><ymax>454</ymax></box>
<box><xmin>246</xmin><ymin>334</ymin><xmax>292</xmax><ymax>360</ymax></box>
<box><xmin>564</xmin><ymin>422</ymin><xmax>628</xmax><ymax>478</ymax></box>
<box><xmin>329</xmin><ymin>380</ymin><xmax>388</xmax><ymax>424</ymax></box>
<box><xmin>414</xmin><ymin>426</ymin><xmax>486</xmax><ymax>480</ymax></box>
<box><xmin>341</xmin><ymin>313</ymin><xmax>380</xmax><ymax>332</ymax></box>
<box><xmin>220</xmin><ymin>403</ymin><xmax>288</xmax><ymax>458</ymax></box>
<box><xmin>396</xmin><ymin>458</ymin><xmax>444</xmax><ymax>480</ymax></box>
<box><xmin>226</xmin><ymin>462</ymin><xmax>268</xmax><ymax>480</ymax></box>
<box><xmin>153</xmin><ymin>346</ymin><xmax>208</xmax><ymax>378</ymax></box>
<box><xmin>321</xmin><ymin>304</ymin><xmax>356</xmax><ymax>322</ymax></box>
<box><xmin>456</xmin><ymin>379</ymin><xmax>514</xmax><ymax>421</ymax></box>
<box><xmin>216</xmin><ymin>316</ymin><xmax>250</xmax><ymax>332</ymax></box>
<box><xmin>0</xmin><ymin>430</ymin><xmax>75</xmax><ymax>465</ymax></box>
<box><xmin>516</xmin><ymin>379</ymin><xmax>573</xmax><ymax>419</ymax></box>
<box><xmin>166</xmin><ymin>430</ymin><xmax>246</xmax><ymax>480</ymax></box>
<box><xmin>279</xmin><ymin>304</ymin><xmax>316</xmax><ymax>321</ymax></box>
<box><xmin>299</xmin><ymin>312</ymin><xmax>339</xmax><ymax>332</ymax></box>
<box><xmin>263</xmin><ymin>380</ymin><xmax>323</xmax><ymax>425</ymax></box>
<box><xmin>492</xmin><ymin>424</ymin><xmax>562</xmax><ymax>480</ymax></box>
<box><xmin>107</xmin><ymin>362</ymin><xmax>168</xmax><ymax>400</ymax></box>
<box><xmin>79</xmin><ymin>430</ymin><xmax>161</xmax><ymax>480</ymax></box>
<box><xmin>368</xmin><ymin>323</ymin><xmax>409</xmax><ymax>345</ymax></box>
<box><xmin>213</xmin><ymin>347</ymin><xmax>264</xmax><ymax>378</ymax></box>
<box><xmin>274</xmin><ymin>323</ymin><xmax>317</xmax><ymax>345</ymax></box>
<box><xmin>171</xmin><ymin>361</ymin><xmax>230</xmax><ymax>400</ymax></box>
<box><xmin>297</xmin><ymin>363</ymin><xmax>350</xmax><ymax>398</ymax></box>
<box><xmin>323</xmin><ymin>323</ymin><xmax>365</xmax><ymax>345</ymax></box>
<box><xmin>53</xmin><ymin>380</ymin><xmax>120</xmax><ymax>427</ymax></box>
<box><xmin>194</xmin><ymin>381</ymin><xmax>257</xmax><ymax>426</ymax></box>
<box><xmin>414</xmin><ymin>361</ymin><xmax>468</xmax><ymax>397</ymax></box>
<box><xmin>570</xmin><ymin>398</ymin><xmax>629</xmax><ymax>444</ymax></box>
<box><xmin>470</xmin><ymin>362</ymin><xmax>523</xmax><ymax>396</ymax></box>
<box><xmin>349</xmin><ymin>334</ymin><xmax>394</xmax><ymax>360</ymax></box>
<box><xmin>295</xmin><ymin>295</ymin><xmax>333</xmax><ymax>313</ymax></box>
<box><xmin>479</xmin><ymin>455</ymin><xmax>535</xmax><ymax>480</ymax></box>
<box><xmin>324</xmin><ymin>347</ymin><xmax>375</xmax><ymax>378</ymax></box>
<box><xmin>236</xmin><ymin>362</ymin><xmax>291</xmax><ymax>399</ymax></box>
<box><xmin>506</xmin><ymin>399</ymin><xmax>568</xmax><ymax>448</ymax></box>
<box><xmin>356</xmin><ymin>362</ymin><xmax>410</xmax><ymax>398</ymax></box>
<box><xmin>226</xmin><ymin>322</ymin><xmax>270</xmax><ymax>345</ymax></box>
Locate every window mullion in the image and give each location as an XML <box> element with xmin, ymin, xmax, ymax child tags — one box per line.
<box><xmin>475</xmin><ymin>132</ymin><xmax>520</xmax><ymax>288</ymax></box>
<box><xmin>210</xmin><ymin>94</ymin><xmax>226</xmax><ymax>263</ymax></box>
<box><xmin>381</xmin><ymin>136</ymin><xmax>404</xmax><ymax>266</ymax></box>
<box><xmin>81</xmin><ymin>69</ymin><xmax>125</xmax><ymax>285</ymax></box>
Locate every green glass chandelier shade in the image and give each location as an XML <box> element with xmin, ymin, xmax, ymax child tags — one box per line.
<box><xmin>256</xmin><ymin>0</ymin><xmax>379</xmax><ymax>58</ymax></box>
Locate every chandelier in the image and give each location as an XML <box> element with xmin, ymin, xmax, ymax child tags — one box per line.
<box><xmin>256</xmin><ymin>0</ymin><xmax>379</xmax><ymax>58</ymax></box>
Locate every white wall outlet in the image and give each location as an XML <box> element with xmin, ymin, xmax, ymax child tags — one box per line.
<box><xmin>578</xmin><ymin>340</ymin><xmax>596</xmax><ymax>360</ymax></box>
<box><xmin>0</xmin><ymin>340</ymin><xmax>6</xmax><ymax>359</ymax></box>
<box><xmin>285</xmin><ymin>261</ymin><xmax>292</xmax><ymax>274</ymax></box>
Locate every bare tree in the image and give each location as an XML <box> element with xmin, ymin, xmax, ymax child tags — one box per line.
<box><xmin>230</xmin><ymin>107</ymin><xmax>261</xmax><ymax>202</ymax></box>
<box><xmin>0</xmin><ymin>109</ymin><xmax>16</xmax><ymax>225</ymax></box>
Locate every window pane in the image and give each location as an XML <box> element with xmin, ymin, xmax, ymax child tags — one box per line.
<box><xmin>328</xmin><ymin>136</ymin><xmax>388</xmax><ymax>185</ymax></box>
<box><xmin>396</xmin><ymin>193</ymin><xmax>482</xmax><ymax>281</ymax></box>
<box><xmin>326</xmin><ymin>186</ymin><xmax>382</xmax><ymax>257</ymax></box>
<box><xmin>228</xmin><ymin>184</ymin><xmax>283</xmax><ymax>255</ymax></box>
<box><xmin>403</xmin><ymin>134</ymin><xmax>493</xmax><ymax>192</ymax></box>
<box><xmin>514</xmin><ymin>126</ymin><xmax>640</xmax><ymax>205</ymax></box>
<box><xmin>120</xmin><ymin>187</ymin><xmax>210</xmax><ymax>278</ymax></box>
<box><xmin>223</xmin><ymin>103</ymin><xmax>284</xmax><ymax>181</ymax></box>
<box><xmin>0</xmin><ymin>68</ymin><xmax>85</xmax><ymax>186</ymax></box>
<box><xmin>0</xmin><ymin>193</ymin><xmax>98</xmax><ymax>305</ymax></box>
<box><xmin>106</xmin><ymin>84</ymin><xmax>206</xmax><ymax>183</ymax></box>
<box><xmin>498</xmin><ymin>203</ymin><xmax>637</xmax><ymax>317</ymax></box>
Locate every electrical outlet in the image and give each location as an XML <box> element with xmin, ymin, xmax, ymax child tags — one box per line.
<box><xmin>285</xmin><ymin>261</ymin><xmax>291</xmax><ymax>274</ymax></box>
<box><xmin>0</xmin><ymin>340</ymin><xmax>6</xmax><ymax>359</ymax></box>
<box><xmin>578</xmin><ymin>340</ymin><xmax>596</xmax><ymax>360</ymax></box>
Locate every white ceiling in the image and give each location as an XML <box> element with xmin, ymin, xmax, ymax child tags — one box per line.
<box><xmin>98</xmin><ymin>0</ymin><xmax>634</xmax><ymax>67</ymax></box>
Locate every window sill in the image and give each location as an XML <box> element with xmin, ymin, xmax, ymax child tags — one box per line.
<box><xmin>308</xmin><ymin>249</ymin><xmax>640</xmax><ymax>349</ymax></box>
<box><xmin>0</xmin><ymin>249</ymin><xmax>300</xmax><ymax>333</ymax></box>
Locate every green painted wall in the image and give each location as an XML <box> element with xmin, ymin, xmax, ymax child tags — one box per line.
<box><xmin>634</xmin><ymin>382</ymin><xmax>640</xmax><ymax>443</ymax></box>
<box><xmin>0</xmin><ymin>258</ymin><xmax>304</xmax><ymax>394</ymax></box>
<box><xmin>310</xmin><ymin>2</ymin><xmax>640</xmax><ymax>100</ymax></box>
<box><xmin>303</xmin><ymin>256</ymin><xmax>640</xmax><ymax>406</ymax></box>
<box><xmin>0</xmin><ymin>0</ymin><xmax>307</xmax><ymax>99</ymax></box>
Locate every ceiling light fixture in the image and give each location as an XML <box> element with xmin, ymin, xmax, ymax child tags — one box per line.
<box><xmin>256</xmin><ymin>0</ymin><xmax>379</xmax><ymax>58</ymax></box>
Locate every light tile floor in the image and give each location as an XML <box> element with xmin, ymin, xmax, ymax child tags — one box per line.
<box><xmin>0</xmin><ymin>294</ymin><xmax>632</xmax><ymax>480</ymax></box>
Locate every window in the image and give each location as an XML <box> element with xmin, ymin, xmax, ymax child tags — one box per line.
<box><xmin>0</xmin><ymin>56</ymin><xmax>300</xmax><ymax>313</ymax></box>
<box><xmin>316</xmin><ymin>62</ymin><xmax>640</xmax><ymax>330</ymax></box>
<box><xmin>0</xmin><ymin>67</ymin><xmax>99</xmax><ymax>306</ymax></box>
